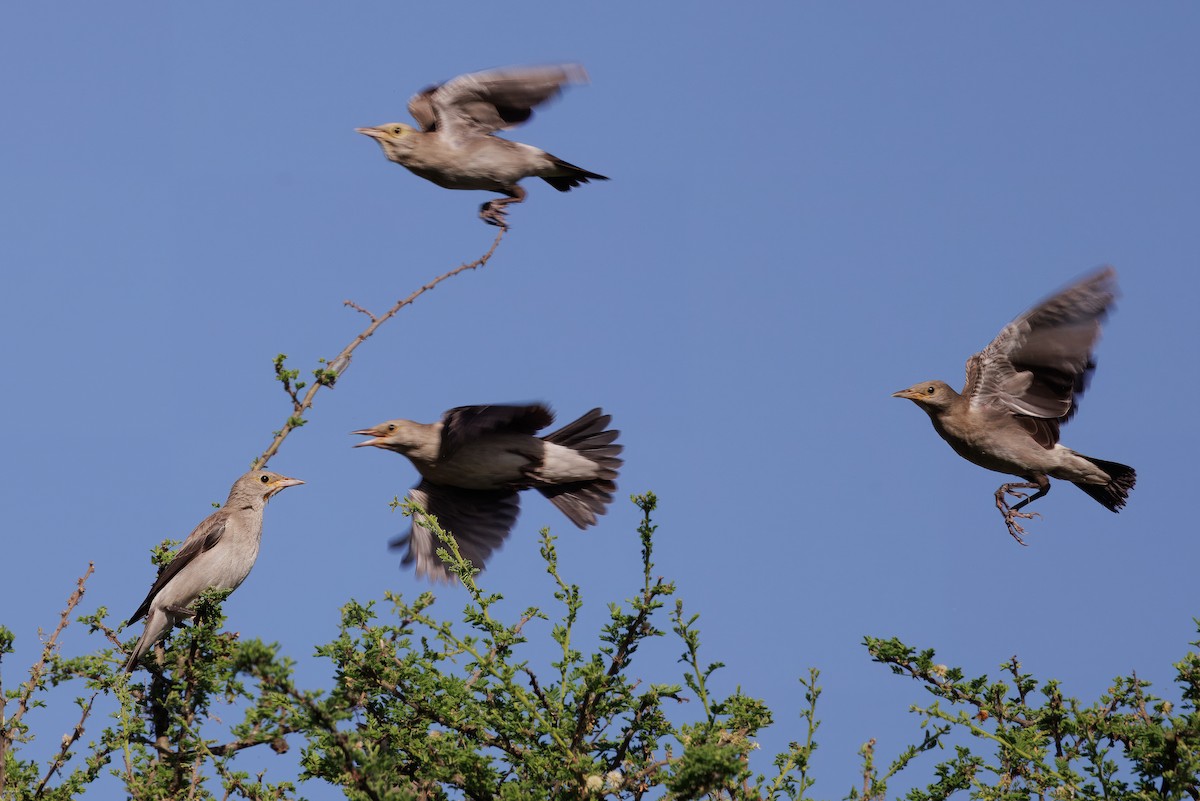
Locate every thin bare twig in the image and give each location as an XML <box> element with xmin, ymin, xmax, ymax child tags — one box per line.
<box><xmin>34</xmin><ymin>692</ymin><xmax>98</xmax><ymax>796</ymax></box>
<box><xmin>343</xmin><ymin>300</ymin><xmax>377</xmax><ymax>322</ymax></box>
<box><xmin>9</xmin><ymin>565</ymin><xmax>93</xmax><ymax>731</ymax></box>
<box><xmin>253</xmin><ymin>227</ymin><xmax>506</xmax><ymax>469</ymax></box>
<box><xmin>0</xmin><ymin>565</ymin><xmax>92</xmax><ymax>798</ymax></box>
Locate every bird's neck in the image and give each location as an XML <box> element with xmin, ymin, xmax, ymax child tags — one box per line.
<box><xmin>228</xmin><ymin>498</ymin><xmax>263</xmax><ymax>513</ymax></box>
<box><xmin>926</xmin><ymin>396</ymin><xmax>973</xmax><ymax>441</ymax></box>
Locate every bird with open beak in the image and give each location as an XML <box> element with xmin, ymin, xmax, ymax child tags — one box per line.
<box><xmin>356</xmin><ymin>63</ymin><xmax>608</xmax><ymax>228</ymax></box>
<box><xmin>354</xmin><ymin>404</ymin><xmax>622</xmax><ymax>581</ymax></box>
<box><xmin>123</xmin><ymin>469</ymin><xmax>304</xmax><ymax>672</ymax></box>
<box><xmin>893</xmin><ymin>267</ymin><xmax>1135</xmax><ymax>544</ymax></box>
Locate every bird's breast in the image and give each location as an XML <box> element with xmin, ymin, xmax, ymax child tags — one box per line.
<box><xmin>405</xmin><ymin>138</ymin><xmax>545</xmax><ymax>189</ymax></box>
<box><xmin>934</xmin><ymin>409</ymin><xmax>1049</xmax><ymax>478</ymax></box>
<box><xmin>154</xmin><ymin>535</ymin><xmax>261</xmax><ymax>613</ymax></box>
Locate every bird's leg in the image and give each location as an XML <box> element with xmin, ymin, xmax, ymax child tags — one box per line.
<box><xmin>479</xmin><ymin>186</ymin><xmax>526</xmax><ymax>228</ymax></box>
<box><xmin>993</xmin><ymin>479</ymin><xmax>1049</xmax><ymax>545</ymax></box>
<box><xmin>1009</xmin><ymin>476</ymin><xmax>1049</xmax><ymax>512</ymax></box>
<box><xmin>164</xmin><ymin>604</ymin><xmax>198</xmax><ymax>618</ymax></box>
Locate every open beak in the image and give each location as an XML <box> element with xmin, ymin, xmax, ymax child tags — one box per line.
<box><xmin>352</xmin><ymin>428</ymin><xmax>385</xmax><ymax>448</ymax></box>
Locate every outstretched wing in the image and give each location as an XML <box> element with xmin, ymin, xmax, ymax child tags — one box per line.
<box><xmin>126</xmin><ymin>512</ymin><xmax>228</xmax><ymax>625</ymax></box>
<box><xmin>389</xmin><ymin>480</ymin><xmax>521</xmax><ymax>583</ymax></box>
<box><xmin>963</xmin><ymin>267</ymin><xmax>1117</xmax><ymax>446</ymax></box>
<box><xmin>410</xmin><ymin>64</ymin><xmax>588</xmax><ymax>143</ymax></box>
<box><xmin>439</xmin><ymin>403</ymin><xmax>554</xmax><ymax>459</ymax></box>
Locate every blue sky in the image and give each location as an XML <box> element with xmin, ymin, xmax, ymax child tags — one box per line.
<box><xmin>3</xmin><ymin>3</ymin><xmax>1198</xmax><ymax>797</ymax></box>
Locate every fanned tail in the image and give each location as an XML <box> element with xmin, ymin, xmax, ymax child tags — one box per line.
<box><xmin>538</xmin><ymin>408</ymin><xmax>622</xmax><ymax>528</ymax></box>
<box><xmin>1073</xmin><ymin>455</ymin><xmax>1136</xmax><ymax>512</ymax></box>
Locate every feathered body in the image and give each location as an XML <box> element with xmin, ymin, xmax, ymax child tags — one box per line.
<box><xmin>354</xmin><ymin>404</ymin><xmax>622</xmax><ymax>581</ymax></box>
<box><xmin>357</xmin><ymin>63</ymin><xmax>607</xmax><ymax>225</ymax></box>
<box><xmin>123</xmin><ymin>470</ymin><xmax>303</xmax><ymax>672</ymax></box>
<box><xmin>894</xmin><ymin>267</ymin><xmax>1135</xmax><ymax>541</ymax></box>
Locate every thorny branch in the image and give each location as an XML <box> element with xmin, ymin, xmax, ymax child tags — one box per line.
<box><xmin>253</xmin><ymin>227</ymin><xmax>506</xmax><ymax>469</ymax></box>
<box><xmin>276</xmin><ymin>679</ymin><xmax>384</xmax><ymax>801</ymax></box>
<box><xmin>0</xmin><ymin>564</ymin><xmax>93</xmax><ymax>797</ymax></box>
<box><xmin>34</xmin><ymin>692</ymin><xmax>98</xmax><ymax>796</ymax></box>
<box><xmin>881</xmin><ymin>650</ymin><xmax>1035</xmax><ymax>728</ymax></box>
<box><xmin>7</xmin><ymin>565</ymin><xmax>93</xmax><ymax>732</ymax></box>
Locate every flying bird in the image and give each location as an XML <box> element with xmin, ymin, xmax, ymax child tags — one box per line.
<box><xmin>892</xmin><ymin>267</ymin><xmax>1135</xmax><ymax>544</ymax></box>
<box><xmin>356</xmin><ymin>63</ymin><xmax>608</xmax><ymax>227</ymax></box>
<box><xmin>354</xmin><ymin>404</ymin><xmax>622</xmax><ymax>581</ymax></box>
<box><xmin>123</xmin><ymin>469</ymin><xmax>304</xmax><ymax>672</ymax></box>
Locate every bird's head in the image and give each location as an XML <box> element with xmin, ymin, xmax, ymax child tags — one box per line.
<box><xmin>355</xmin><ymin>123</ymin><xmax>418</xmax><ymax>159</ymax></box>
<box><xmin>234</xmin><ymin>470</ymin><xmax>305</xmax><ymax>503</ymax></box>
<box><xmin>891</xmin><ymin>380</ymin><xmax>959</xmax><ymax>412</ymax></box>
<box><xmin>353</xmin><ymin>420</ymin><xmax>423</xmax><ymax>454</ymax></box>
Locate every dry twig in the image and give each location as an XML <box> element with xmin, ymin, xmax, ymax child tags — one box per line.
<box><xmin>253</xmin><ymin>228</ymin><xmax>506</xmax><ymax>469</ymax></box>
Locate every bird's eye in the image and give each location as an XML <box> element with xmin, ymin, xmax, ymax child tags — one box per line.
<box><xmin>387</xmin><ymin>424</ymin><xmax>396</xmax><ymax>432</ymax></box>
<box><xmin>926</xmin><ymin>386</ymin><xmax>935</xmax><ymax>394</ymax></box>
<box><xmin>260</xmin><ymin>474</ymin><xmax>271</xmax><ymax>484</ymax></box>
<box><xmin>392</xmin><ymin>126</ymin><xmax>404</xmax><ymax>135</ymax></box>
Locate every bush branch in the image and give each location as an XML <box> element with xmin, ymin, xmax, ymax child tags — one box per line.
<box><xmin>253</xmin><ymin>228</ymin><xmax>506</xmax><ymax>469</ymax></box>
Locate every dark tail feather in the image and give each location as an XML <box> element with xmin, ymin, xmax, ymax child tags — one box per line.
<box><xmin>540</xmin><ymin>479</ymin><xmax>618</xmax><ymax>529</ymax></box>
<box><xmin>542</xmin><ymin>157</ymin><xmax>609</xmax><ymax>192</ymax></box>
<box><xmin>1073</xmin><ymin>456</ymin><xmax>1136</xmax><ymax>512</ymax></box>
<box><xmin>539</xmin><ymin>408</ymin><xmax>623</xmax><ymax>528</ymax></box>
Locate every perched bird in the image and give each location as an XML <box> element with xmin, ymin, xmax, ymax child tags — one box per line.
<box><xmin>892</xmin><ymin>267</ymin><xmax>1135</xmax><ymax>544</ymax></box>
<box><xmin>123</xmin><ymin>469</ymin><xmax>304</xmax><ymax>672</ymax></box>
<box><xmin>353</xmin><ymin>404</ymin><xmax>622</xmax><ymax>581</ymax></box>
<box><xmin>356</xmin><ymin>63</ymin><xmax>608</xmax><ymax>227</ymax></box>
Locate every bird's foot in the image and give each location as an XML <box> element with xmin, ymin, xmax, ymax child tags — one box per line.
<box><xmin>1000</xmin><ymin>507</ymin><xmax>1040</xmax><ymax>546</ymax></box>
<box><xmin>993</xmin><ymin>482</ymin><xmax>1045</xmax><ymax>544</ymax></box>
<box><xmin>164</xmin><ymin>605</ymin><xmax>197</xmax><ymax>618</ymax></box>
<box><xmin>479</xmin><ymin>201</ymin><xmax>511</xmax><ymax>229</ymax></box>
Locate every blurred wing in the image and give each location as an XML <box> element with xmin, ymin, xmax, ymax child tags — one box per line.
<box><xmin>963</xmin><ymin>268</ymin><xmax>1116</xmax><ymax>437</ymax></box>
<box><xmin>414</xmin><ymin>64</ymin><xmax>588</xmax><ymax>143</ymax></box>
<box><xmin>407</xmin><ymin>89</ymin><xmax>438</xmax><ymax>132</ymax></box>
<box><xmin>440</xmin><ymin>403</ymin><xmax>554</xmax><ymax>459</ymax></box>
<box><xmin>388</xmin><ymin>481</ymin><xmax>520</xmax><ymax>583</ymax></box>
<box><xmin>126</xmin><ymin>513</ymin><xmax>228</xmax><ymax>624</ymax></box>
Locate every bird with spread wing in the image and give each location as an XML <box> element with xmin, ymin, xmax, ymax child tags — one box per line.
<box><xmin>893</xmin><ymin>267</ymin><xmax>1135</xmax><ymax>544</ymax></box>
<box><xmin>354</xmin><ymin>404</ymin><xmax>622</xmax><ymax>581</ymax></box>
<box><xmin>356</xmin><ymin>64</ymin><xmax>608</xmax><ymax>227</ymax></box>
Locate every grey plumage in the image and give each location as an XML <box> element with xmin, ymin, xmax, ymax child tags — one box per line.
<box><xmin>353</xmin><ymin>404</ymin><xmax>622</xmax><ymax>581</ymax></box>
<box><xmin>893</xmin><ymin>267</ymin><xmax>1135</xmax><ymax>544</ymax></box>
<box><xmin>356</xmin><ymin>63</ymin><xmax>608</xmax><ymax>227</ymax></box>
<box><xmin>123</xmin><ymin>469</ymin><xmax>304</xmax><ymax>672</ymax></box>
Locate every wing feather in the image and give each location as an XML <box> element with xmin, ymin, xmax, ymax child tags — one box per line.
<box><xmin>963</xmin><ymin>268</ymin><xmax>1116</xmax><ymax>438</ymax></box>
<box><xmin>440</xmin><ymin>403</ymin><xmax>554</xmax><ymax>459</ymax></box>
<box><xmin>389</xmin><ymin>481</ymin><xmax>520</xmax><ymax>582</ymax></box>
<box><xmin>126</xmin><ymin>513</ymin><xmax>228</xmax><ymax>624</ymax></box>
<box><xmin>411</xmin><ymin>64</ymin><xmax>588</xmax><ymax>143</ymax></box>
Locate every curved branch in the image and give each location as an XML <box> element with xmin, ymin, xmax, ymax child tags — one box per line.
<box><xmin>253</xmin><ymin>228</ymin><xmax>506</xmax><ymax>469</ymax></box>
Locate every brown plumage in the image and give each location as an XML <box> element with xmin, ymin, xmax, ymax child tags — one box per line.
<box><xmin>353</xmin><ymin>404</ymin><xmax>622</xmax><ymax>581</ymax></box>
<box><xmin>356</xmin><ymin>64</ymin><xmax>608</xmax><ymax>227</ymax></box>
<box><xmin>123</xmin><ymin>470</ymin><xmax>304</xmax><ymax>672</ymax></box>
<box><xmin>893</xmin><ymin>267</ymin><xmax>1135</xmax><ymax>544</ymax></box>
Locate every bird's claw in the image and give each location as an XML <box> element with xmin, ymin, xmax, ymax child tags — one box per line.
<box><xmin>1003</xmin><ymin>517</ymin><xmax>1029</xmax><ymax>546</ymax></box>
<box><xmin>479</xmin><ymin>201</ymin><xmax>511</xmax><ymax>229</ymax></box>
<box><xmin>1000</xmin><ymin>508</ymin><xmax>1040</xmax><ymax>546</ymax></box>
